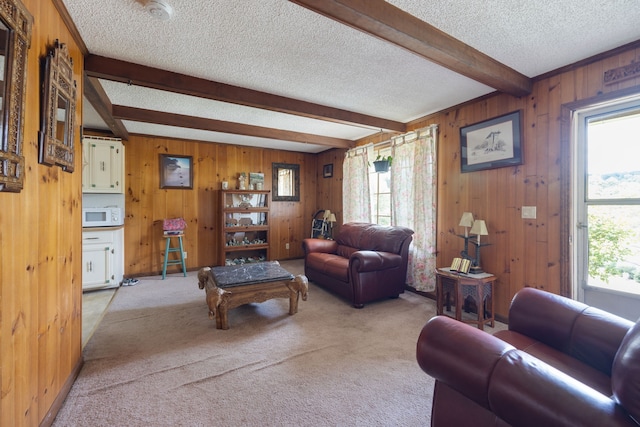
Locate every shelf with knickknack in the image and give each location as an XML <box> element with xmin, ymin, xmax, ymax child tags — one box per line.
<box><xmin>220</xmin><ymin>190</ymin><xmax>271</xmax><ymax>266</ymax></box>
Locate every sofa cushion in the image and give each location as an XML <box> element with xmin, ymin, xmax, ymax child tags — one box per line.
<box><xmin>612</xmin><ymin>320</ymin><xmax>640</xmax><ymax>423</ymax></box>
<box><xmin>335</xmin><ymin>222</ymin><xmax>413</xmax><ymax>254</ymax></box>
<box><xmin>570</xmin><ymin>307</ymin><xmax>633</xmax><ymax>376</ymax></box>
<box><xmin>305</xmin><ymin>252</ymin><xmax>349</xmax><ymax>282</ymax></box>
<box><xmin>507</xmin><ymin>287</ymin><xmax>589</xmax><ymax>352</ymax></box>
<box><xmin>507</xmin><ymin>288</ymin><xmax>633</xmax><ymax>376</ymax></box>
<box><xmin>336</xmin><ymin>223</ymin><xmax>367</xmax><ymax>249</ymax></box>
<box><xmin>495</xmin><ymin>330</ymin><xmax>612</xmax><ymax>396</ymax></box>
<box><xmin>336</xmin><ymin>245</ymin><xmax>359</xmax><ymax>259</ymax></box>
<box><xmin>360</xmin><ymin>225</ymin><xmax>411</xmax><ymax>253</ymax></box>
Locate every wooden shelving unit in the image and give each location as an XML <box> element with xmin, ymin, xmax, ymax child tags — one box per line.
<box><xmin>220</xmin><ymin>190</ymin><xmax>270</xmax><ymax>266</ymax></box>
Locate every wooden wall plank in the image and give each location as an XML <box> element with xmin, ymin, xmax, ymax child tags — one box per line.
<box><xmin>1</xmin><ymin>1</ymin><xmax>84</xmax><ymax>425</ymax></box>
<box><xmin>121</xmin><ymin>135</ymin><xmax>318</xmax><ymax>276</ymax></box>
<box><xmin>353</xmin><ymin>49</ymin><xmax>640</xmax><ymax>319</ymax></box>
<box><xmin>194</xmin><ymin>143</ymin><xmax>217</xmax><ymax>268</ymax></box>
<box><xmin>4</xmin><ymin>5</ymin><xmax>640</xmax><ymax>425</ymax></box>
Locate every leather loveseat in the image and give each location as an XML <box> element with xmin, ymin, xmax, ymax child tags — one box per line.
<box><xmin>302</xmin><ymin>222</ymin><xmax>414</xmax><ymax>308</ymax></box>
<box><xmin>416</xmin><ymin>287</ymin><xmax>640</xmax><ymax>427</ymax></box>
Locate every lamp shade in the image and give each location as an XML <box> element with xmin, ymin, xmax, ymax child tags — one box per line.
<box><xmin>470</xmin><ymin>220</ymin><xmax>488</xmax><ymax>236</ymax></box>
<box><xmin>328</xmin><ymin>213</ymin><xmax>337</xmax><ymax>223</ymax></box>
<box><xmin>323</xmin><ymin>210</ymin><xmax>331</xmax><ymax>220</ymax></box>
<box><xmin>459</xmin><ymin>212</ymin><xmax>474</xmax><ymax>227</ymax></box>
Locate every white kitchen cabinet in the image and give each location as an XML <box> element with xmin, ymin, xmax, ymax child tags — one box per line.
<box><xmin>82</xmin><ymin>136</ymin><xmax>124</xmax><ymax>193</ymax></box>
<box><xmin>82</xmin><ymin>228</ymin><xmax>124</xmax><ymax>291</ymax></box>
<box><xmin>83</xmin><ymin>242</ymin><xmax>113</xmax><ymax>288</ymax></box>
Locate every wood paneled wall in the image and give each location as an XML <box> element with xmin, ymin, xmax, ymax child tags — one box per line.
<box><xmin>313</xmin><ymin>148</ymin><xmax>346</xmax><ymax>235</ymax></box>
<box><xmin>0</xmin><ymin>1</ymin><xmax>84</xmax><ymax>426</ymax></box>
<box><xmin>2</xmin><ymin>2</ymin><xmax>639</xmax><ymax>425</ymax></box>
<box><xmin>123</xmin><ymin>135</ymin><xmax>320</xmax><ymax>276</ymax></box>
<box><xmin>351</xmin><ymin>45</ymin><xmax>640</xmax><ymax>319</ymax></box>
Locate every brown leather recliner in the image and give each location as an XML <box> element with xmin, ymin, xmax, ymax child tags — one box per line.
<box><xmin>302</xmin><ymin>222</ymin><xmax>414</xmax><ymax>308</ymax></box>
<box><xmin>416</xmin><ymin>287</ymin><xmax>640</xmax><ymax>427</ymax></box>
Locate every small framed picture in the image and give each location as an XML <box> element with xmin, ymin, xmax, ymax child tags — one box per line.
<box><xmin>323</xmin><ymin>163</ymin><xmax>333</xmax><ymax>178</ymax></box>
<box><xmin>249</xmin><ymin>172</ymin><xmax>265</xmax><ymax>190</ymax></box>
<box><xmin>159</xmin><ymin>154</ymin><xmax>193</xmax><ymax>189</ymax></box>
<box><xmin>460</xmin><ymin>110</ymin><xmax>523</xmax><ymax>173</ymax></box>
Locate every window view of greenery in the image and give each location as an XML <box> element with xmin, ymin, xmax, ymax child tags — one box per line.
<box><xmin>587</xmin><ymin>112</ymin><xmax>640</xmax><ymax>294</ymax></box>
<box><xmin>370</xmin><ymin>148</ymin><xmax>392</xmax><ymax>225</ymax></box>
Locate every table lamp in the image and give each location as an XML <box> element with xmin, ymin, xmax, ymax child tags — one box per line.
<box><xmin>470</xmin><ymin>219</ymin><xmax>489</xmax><ymax>273</ymax></box>
<box><xmin>321</xmin><ymin>210</ymin><xmax>333</xmax><ymax>238</ymax></box>
<box><xmin>458</xmin><ymin>212</ymin><xmax>474</xmax><ymax>259</ymax></box>
<box><xmin>328</xmin><ymin>213</ymin><xmax>337</xmax><ymax>239</ymax></box>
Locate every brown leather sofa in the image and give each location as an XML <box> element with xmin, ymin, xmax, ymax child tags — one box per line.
<box><xmin>302</xmin><ymin>222</ymin><xmax>414</xmax><ymax>308</ymax></box>
<box><xmin>417</xmin><ymin>287</ymin><xmax>640</xmax><ymax>427</ymax></box>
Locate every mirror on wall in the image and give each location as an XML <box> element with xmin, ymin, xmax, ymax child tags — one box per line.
<box><xmin>39</xmin><ymin>39</ymin><xmax>77</xmax><ymax>172</ymax></box>
<box><xmin>0</xmin><ymin>0</ymin><xmax>33</xmax><ymax>192</ymax></box>
<box><xmin>272</xmin><ymin>162</ymin><xmax>300</xmax><ymax>202</ymax></box>
<box><xmin>0</xmin><ymin>20</ymin><xmax>9</xmax><ymax>143</ymax></box>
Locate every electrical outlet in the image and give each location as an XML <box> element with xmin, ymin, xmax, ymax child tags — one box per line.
<box><xmin>285</xmin><ymin>243</ymin><xmax>290</xmax><ymax>250</ymax></box>
<box><xmin>183</xmin><ymin>251</ymin><xmax>187</xmax><ymax>259</ymax></box>
<box><xmin>522</xmin><ymin>206</ymin><xmax>537</xmax><ymax>219</ymax></box>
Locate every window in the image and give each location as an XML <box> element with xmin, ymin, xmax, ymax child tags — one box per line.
<box><xmin>369</xmin><ymin>147</ymin><xmax>392</xmax><ymax>225</ymax></box>
<box><xmin>576</xmin><ymin>101</ymin><xmax>640</xmax><ymax>296</ymax></box>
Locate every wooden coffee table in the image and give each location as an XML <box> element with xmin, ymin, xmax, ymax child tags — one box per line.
<box><xmin>197</xmin><ymin>261</ymin><xmax>308</xmax><ymax>330</ymax></box>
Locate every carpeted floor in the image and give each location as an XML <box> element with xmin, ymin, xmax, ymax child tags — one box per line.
<box><xmin>54</xmin><ymin>260</ymin><xmax>504</xmax><ymax>426</ymax></box>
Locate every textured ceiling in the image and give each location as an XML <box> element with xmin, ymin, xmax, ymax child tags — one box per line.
<box><xmin>65</xmin><ymin>0</ymin><xmax>640</xmax><ymax>153</ymax></box>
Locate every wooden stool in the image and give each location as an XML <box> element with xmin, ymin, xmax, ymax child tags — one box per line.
<box><xmin>162</xmin><ymin>232</ymin><xmax>187</xmax><ymax>279</ymax></box>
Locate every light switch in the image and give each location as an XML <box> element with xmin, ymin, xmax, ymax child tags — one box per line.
<box><xmin>522</xmin><ymin>206</ymin><xmax>537</xmax><ymax>219</ymax></box>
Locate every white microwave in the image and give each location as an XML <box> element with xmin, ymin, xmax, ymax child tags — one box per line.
<box><xmin>82</xmin><ymin>207</ymin><xmax>123</xmax><ymax>227</ymax></box>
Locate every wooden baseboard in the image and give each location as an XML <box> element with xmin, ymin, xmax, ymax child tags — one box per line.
<box><xmin>406</xmin><ymin>285</ymin><xmax>435</xmax><ymax>300</ymax></box>
<box><xmin>40</xmin><ymin>357</ymin><xmax>84</xmax><ymax>427</ymax></box>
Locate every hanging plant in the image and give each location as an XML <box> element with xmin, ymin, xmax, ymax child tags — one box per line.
<box><xmin>372</xmin><ymin>155</ymin><xmax>392</xmax><ymax>173</ymax></box>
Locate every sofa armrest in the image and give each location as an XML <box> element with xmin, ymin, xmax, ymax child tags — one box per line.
<box><xmin>350</xmin><ymin>250</ymin><xmax>401</xmax><ymax>272</ymax></box>
<box><xmin>507</xmin><ymin>288</ymin><xmax>590</xmax><ymax>349</ymax></box>
<box><xmin>302</xmin><ymin>238</ymin><xmax>338</xmax><ymax>255</ymax></box>
<box><xmin>417</xmin><ymin>316</ymin><xmax>514</xmax><ymax>409</ymax></box>
<box><xmin>417</xmin><ymin>316</ymin><xmax>636</xmax><ymax>427</ymax></box>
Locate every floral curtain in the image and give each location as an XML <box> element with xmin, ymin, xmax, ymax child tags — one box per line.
<box><xmin>342</xmin><ymin>144</ymin><xmax>372</xmax><ymax>223</ymax></box>
<box><xmin>391</xmin><ymin>126</ymin><xmax>438</xmax><ymax>292</ymax></box>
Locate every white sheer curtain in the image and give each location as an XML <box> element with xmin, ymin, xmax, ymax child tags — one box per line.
<box><xmin>342</xmin><ymin>144</ymin><xmax>372</xmax><ymax>223</ymax></box>
<box><xmin>391</xmin><ymin>126</ymin><xmax>438</xmax><ymax>292</ymax></box>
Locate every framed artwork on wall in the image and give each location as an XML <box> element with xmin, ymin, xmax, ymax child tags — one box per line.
<box><xmin>323</xmin><ymin>163</ymin><xmax>333</xmax><ymax>178</ymax></box>
<box><xmin>272</xmin><ymin>162</ymin><xmax>300</xmax><ymax>201</ymax></box>
<box><xmin>0</xmin><ymin>0</ymin><xmax>32</xmax><ymax>192</ymax></box>
<box><xmin>460</xmin><ymin>110</ymin><xmax>523</xmax><ymax>173</ymax></box>
<box><xmin>159</xmin><ymin>154</ymin><xmax>193</xmax><ymax>189</ymax></box>
<box><xmin>39</xmin><ymin>40</ymin><xmax>76</xmax><ymax>173</ymax></box>
<box><xmin>249</xmin><ymin>172</ymin><xmax>265</xmax><ymax>190</ymax></box>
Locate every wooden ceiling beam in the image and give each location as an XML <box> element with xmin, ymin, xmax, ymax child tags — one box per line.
<box><xmin>85</xmin><ymin>55</ymin><xmax>406</xmax><ymax>133</ymax></box>
<box><xmin>289</xmin><ymin>0</ymin><xmax>532</xmax><ymax>97</ymax></box>
<box><xmin>84</xmin><ymin>76</ymin><xmax>129</xmax><ymax>139</ymax></box>
<box><xmin>112</xmin><ymin>105</ymin><xmax>354</xmax><ymax>149</ymax></box>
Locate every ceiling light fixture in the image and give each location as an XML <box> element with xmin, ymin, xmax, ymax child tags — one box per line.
<box><xmin>145</xmin><ymin>0</ymin><xmax>174</xmax><ymax>21</ymax></box>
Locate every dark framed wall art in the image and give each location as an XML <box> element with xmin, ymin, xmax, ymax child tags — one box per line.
<box><xmin>323</xmin><ymin>163</ymin><xmax>333</xmax><ymax>178</ymax></box>
<box><xmin>159</xmin><ymin>154</ymin><xmax>193</xmax><ymax>189</ymax></box>
<box><xmin>460</xmin><ymin>110</ymin><xmax>523</xmax><ymax>173</ymax></box>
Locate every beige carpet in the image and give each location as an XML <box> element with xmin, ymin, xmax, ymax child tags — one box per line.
<box><xmin>53</xmin><ymin>260</ymin><xmax>492</xmax><ymax>426</ymax></box>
